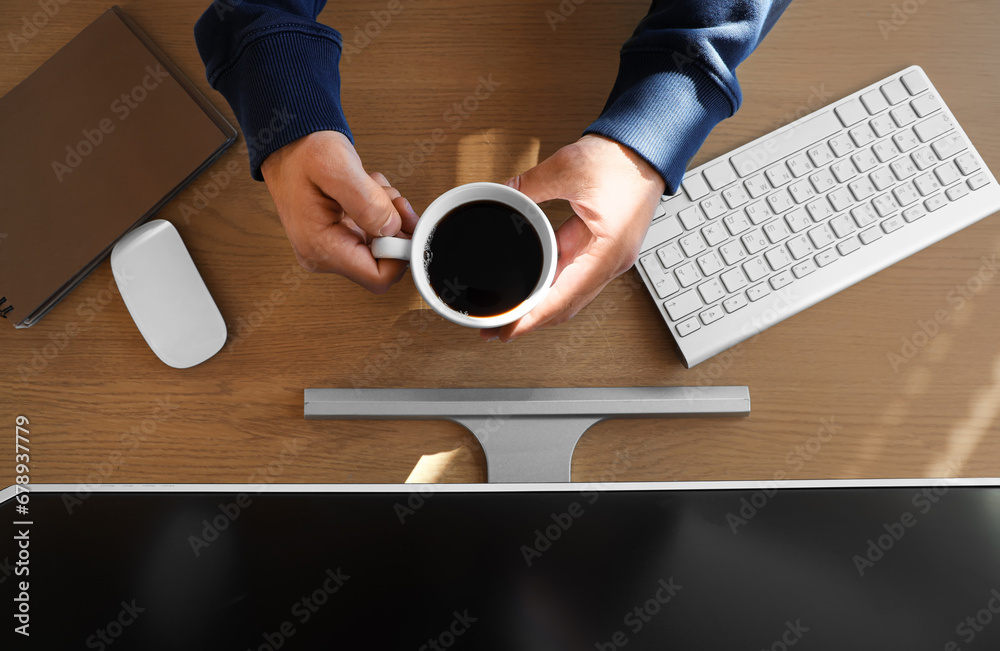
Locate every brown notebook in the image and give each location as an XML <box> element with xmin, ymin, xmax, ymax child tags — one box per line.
<box><xmin>0</xmin><ymin>6</ymin><xmax>235</xmax><ymax>328</ymax></box>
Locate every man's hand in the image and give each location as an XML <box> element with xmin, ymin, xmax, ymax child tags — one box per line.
<box><xmin>481</xmin><ymin>134</ymin><xmax>665</xmax><ymax>342</ymax></box>
<box><xmin>260</xmin><ymin>130</ymin><xmax>420</xmax><ymax>294</ymax></box>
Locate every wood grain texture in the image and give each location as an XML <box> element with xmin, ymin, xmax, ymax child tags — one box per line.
<box><xmin>2</xmin><ymin>0</ymin><xmax>999</xmax><ymax>491</ymax></box>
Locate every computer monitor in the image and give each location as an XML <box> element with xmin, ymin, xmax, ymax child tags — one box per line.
<box><xmin>4</xmin><ymin>479</ymin><xmax>999</xmax><ymax>649</ymax></box>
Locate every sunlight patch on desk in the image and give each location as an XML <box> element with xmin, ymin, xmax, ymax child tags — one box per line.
<box><xmin>405</xmin><ymin>445</ymin><xmax>475</xmax><ymax>483</ymax></box>
<box><xmin>929</xmin><ymin>350</ymin><xmax>1000</xmax><ymax>477</ymax></box>
<box><xmin>455</xmin><ymin>129</ymin><xmax>540</xmax><ymax>185</ymax></box>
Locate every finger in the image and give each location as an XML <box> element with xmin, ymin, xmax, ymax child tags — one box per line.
<box><xmin>393</xmin><ymin>196</ymin><xmax>419</xmax><ymax>234</ymax></box>
<box><xmin>370</xmin><ymin>171</ymin><xmax>391</xmax><ymax>187</ymax></box>
<box><xmin>315</xmin><ymin>222</ymin><xmax>410</xmax><ymax>293</ymax></box>
<box><xmin>505</xmin><ymin>149</ymin><xmax>575</xmax><ymax>205</ymax></box>
<box><xmin>314</xmin><ymin>163</ymin><xmax>403</xmax><ymax>238</ymax></box>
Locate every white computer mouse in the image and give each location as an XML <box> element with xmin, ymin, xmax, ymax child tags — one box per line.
<box><xmin>111</xmin><ymin>219</ymin><xmax>227</xmax><ymax>369</ymax></box>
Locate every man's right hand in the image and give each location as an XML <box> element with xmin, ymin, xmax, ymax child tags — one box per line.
<box><xmin>260</xmin><ymin>130</ymin><xmax>419</xmax><ymax>294</ymax></box>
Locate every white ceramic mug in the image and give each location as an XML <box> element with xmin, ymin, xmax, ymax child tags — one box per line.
<box><xmin>371</xmin><ymin>182</ymin><xmax>557</xmax><ymax>328</ymax></box>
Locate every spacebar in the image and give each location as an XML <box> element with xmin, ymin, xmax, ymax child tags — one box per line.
<box><xmin>730</xmin><ymin>111</ymin><xmax>842</xmax><ymax>177</ymax></box>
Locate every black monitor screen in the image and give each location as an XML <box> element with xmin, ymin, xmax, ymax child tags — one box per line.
<box><xmin>3</xmin><ymin>484</ymin><xmax>1000</xmax><ymax>649</ymax></box>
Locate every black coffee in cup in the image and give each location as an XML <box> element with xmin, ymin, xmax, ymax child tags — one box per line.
<box><xmin>425</xmin><ymin>200</ymin><xmax>544</xmax><ymax>317</ymax></box>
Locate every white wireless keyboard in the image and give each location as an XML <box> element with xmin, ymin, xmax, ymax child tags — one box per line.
<box><xmin>636</xmin><ymin>65</ymin><xmax>1000</xmax><ymax>368</ymax></box>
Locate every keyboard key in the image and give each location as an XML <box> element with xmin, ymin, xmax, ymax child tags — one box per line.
<box><xmin>968</xmin><ymin>172</ymin><xmax>990</xmax><ymax>191</ymax></box>
<box><xmin>873</xmin><ymin>139</ymin><xmax>900</xmax><ymax>163</ymax></box>
<box><xmin>741</xmin><ymin>229</ymin><xmax>769</xmax><ymax>254</ymax></box>
<box><xmin>678</xmin><ymin>206</ymin><xmax>704</xmax><ymax>230</ymax></box>
<box><xmin>808</xmin><ymin>223</ymin><xmax>836</xmax><ymax>249</ymax></box>
<box><xmin>836</xmin><ymin>98</ymin><xmax>867</xmax><ymax>127</ymax></box>
<box><xmin>641</xmin><ymin>254</ymin><xmax>680</xmax><ymax>299</ymax></box>
<box><xmin>902</xmin><ymin>205</ymin><xmax>927</xmax><ymax>222</ymax></box>
<box><xmin>890</xmin><ymin>104</ymin><xmax>917</xmax><ymax>127</ymax></box>
<box><xmin>786</xmin><ymin>234</ymin><xmax>813</xmax><ymax>259</ymax></box>
<box><xmin>744</xmin><ymin>201</ymin><xmax>771</xmax><ymax>225</ymax></box>
<box><xmin>828</xmin><ymin>134</ymin><xmax>856</xmax><ymax>158</ymax></box>
<box><xmin>700</xmin><ymin>196</ymin><xmax>727</xmax><ymax>219</ymax></box>
<box><xmin>767</xmin><ymin>190</ymin><xmax>794</xmax><ymax>213</ymax></box>
<box><xmin>931</xmin><ymin>133</ymin><xmax>966</xmax><ymax>159</ymax></box>
<box><xmin>744</xmin><ymin>174</ymin><xmax>771</xmax><ymax>198</ymax></box>
<box><xmin>872</xmin><ymin>193</ymin><xmax>900</xmax><ymax>216</ymax></box>
<box><xmin>809</xmin><ymin>167</ymin><xmax>837</xmax><ymax>194</ymax></box>
<box><xmin>704</xmin><ymin>161</ymin><xmax>737</xmax><ymax>190</ymax></box>
<box><xmin>700</xmin><ymin>305</ymin><xmax>725</xmax><ymax>326</ymax></box>
<box><xmin>837</xmin><ymin>237</ymin><xmax>861</xmax><ymax>256</ymax></box>
<box><xmin>696</xmin><ymin>250</ymin><xmax>724</xmax><ymax>276</ymax></box>
<box><xmin>910</xmin><ymin>147</ymin><xmax>937</xmax><ymax>170</ymax></box>
<box><xmin>859</xmin><ymin>227</ymin><xmax>882</xmax><ymax>245</ymax></box>
<box><xmin>829</xmin><ymin>214</ymin><xmax>856</xmax><ymax>238</ymax></box>
<box><xmin>890</xmin><ymin>157</ymin><xmax>917</xmax><ymax>180</ymax></box>
<box><xmin>743</xmin><ymin>256</ymin><xmax>769</xmax><ymax>282</ymax></box>
<box><xmin>721</xmin><ymin>268</ymin><xmax>748</xmax><ymax>293</ymax></box>
<box><xmin>698</xmin><ymin>278</ymin><xmax>726</xmax><ymax>304</ymax></box>
<box><xmin>641</xmin><ymin>215</ymin><xmax>683</xmax><ymax>253</ymax></box>
<box><xmin>914</xmin><ymin>113</ymin><xmax>954</xmax><ymax>142</ymax></box>
<box><xmin>807</xmin><ymin>143</ymin><xmax>835</xmax><ymax>168</ymax></box>
<box><xmin>769</xmin><ymin>270</ymin><xmax>794</xmax><ymax>290</ymax></box>
<box><xmin>892</xmin><ymin>183</ymin><xmax>920</xmax><ymax>206</ymax></box>
<box><xmin>870</xmin><ymin>114</ymin><xmax>896</xmax><ymax>137</ymax></box>
<box><xmin>946</xmin><ymin>183</ymin><xmax>970</xmax><ymax>201</ymax></box>
<box><xmin>765</xmin><ymin>164</ymin><xmax>793</xmax><ymax>187</ymax></box>
<box><xmin>901</xmin><ymin>70</ymin><xmax>928</xmax><ymax>95</ymax></box>
<box><xmin>764</xmin><ymin>219</ymin><xmax>790</xmax><ymax>244</ymax></box>
<box><xmin>848</xmin><ymin>177</ymin><xmax>876</xmax><ymax>201</ymax></box>
<box><xmin>786</xmin><ymin>154</ymin><xmax>814</xmax><ymax>178</ymax></box>
<box><xmin>654</xmin><ymin>203</ymin><xmax>666</xmax><ymax>220</ymax></box>
<box><xmin>861</xmin><ymin>90</ymin><xmax>889</xmax><ymax>114</ymax></box>
<box><xmin>665</xmin><ymin>290</ymin><xmax>702</xmax><ymax>321</ymax></box>
<box><xmin>723</xmin><ymin>293</ymin><xmax>748</xmax><ymax>313</ymax></box>
<box><xmin>913</xmin><ymin>172</ymin><xmax>941</xmax><ymax>196</ymax></box>
<box><xmin>849</xmin><ymin>123</ymin><xmax>877</xmax><ymax>148</ymax></box>
<box><xmin>911</xmin><ymin>93</ymin><xmax>941</xmax><ymax>117</ymax></box>
<box><xmin>764</xmin><ymin>245</ymin><xmax>792</xmax><ymax>270</ymax></box>
<box><xmin>785</xmin><ymin>208</ymin><xmax>812</xmax><ymax>233</ymax></box>
<box><xmin>955</xmin><ymin>152</ymin><xmax>981</xmax><ymax>175</ymax></box>
<box><xmin>788</xmin><ymin>180</ymin><xmax>816</xmax><ymax>204</ymax></box>
<box><xmin>892</xmin><ymin>128</ymin><xmax>919</xmax><ymax>152</ymax></box>
<box><xmin>870</xmin><ymin>166</ymin><xmax>896</xmax><ymax>191</ymax></box>
<box><xmin>680</xmin><ymin>232</ymin><xmax>707</xmax><ymax>257</ymax></box>
<box><xmin>701</xmin><ymin>222</ymin><xmax>728</xmax><ymax>247</ymax></box>
<box><xmin>924</xmin><ymin>193</ymin><xmax>947</xmax><ymax>212</ymax></box>
<box><xmin>851</xmin><ymin>203</ymin><xmax>879</xmax><ymax>228</ymax></box>
<box><xmin>657</xmin><ymin>242</ymin><xmax>684</xmax><ymax>268</ymax></box>
<box><xmin>827</xmin><ymin>187</ymin><xmax>854</xmax><ymax>212</ymax></box>
<box><xmin>730</xmin><ymin>111</ymin><xmax>841</xmax><ymax>176</ymax></box>
<box><xmin>675</xmin><ymin>262</ymin><xmax>701</xmax><ymax>287</ymax></box>
<box><xmin>723</xmin><ymin>212</ymin><xmax>752</xmax><ymax>236</ymax></box>
<box><xmin>746</xmin><ymin>283</ymin><xmax>771</xmax><ymax>301</ymax></box>
<box><xmin>792</xmin><ymin>259</ymin><xmax>817</xmax><ymax>278</ymax></box>
<box><xmin>720</xmin><ymin>241</ymin><xmax>748</xmax><ymax>266</ymax></box>
<box><xmin>881</xmin><ymin>215</ymin><xmax>905</xmax><ymax>233</ymax></box>
<box><xmin>814</xmin><ymin>248</ymin><xmax>840</xmax><ymax>267</ymax></box>
<box><xmin>851</xmin><ymin>148</ymin><xmax>879</xmax><ymax>173</ymax></box>
<box><xmin>723</xmin><ymin>183</ymin><xmax>750</xmax><ymax>209</ymax></box>
<box><xmin>831</xmin><ymin>160</ymin><xmax>858</xmax><ymax>183</ymax></box>
<box><xmin>881</xmin><ymin>79</ymin><xmax>908</xmax><ymax>105</ymax></box>
<box><xmin>676</xmin><ymin>317</ymin><xmax>701</xmax><ymax>336</ymax></box>
<box><xmin>682</xmin><ymin>174</ymin><xmax>710</xmax><ymax>200</ymax></box>
<box><xmin>805</xmin><ymin>197</ymin><xmax>833</xmax><ymax>222</ymax></box>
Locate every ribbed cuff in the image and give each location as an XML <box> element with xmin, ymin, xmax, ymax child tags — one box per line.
<box><xmin>584</xmin><ymin>50</ymin><xmax>735</xmax><ymax>195</ymax></box>
<box><xmin>208</xmin><ymin>29</ymin><xmax>352</xmax><ymax>181</ymax></box>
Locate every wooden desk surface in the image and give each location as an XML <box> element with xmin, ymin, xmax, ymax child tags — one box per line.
<box><xmin>2</xmin><ymin>0</ymin><xmax>999</xmax><ymax>488</ymax></box>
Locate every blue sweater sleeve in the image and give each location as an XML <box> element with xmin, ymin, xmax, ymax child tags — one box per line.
<box><xmin>194</xmin><ymin>0</ymin><xmax>351</xmax><ymax>181</ymax></box>
<box><xmin>585</xmin><ymin>0</ymin><xmax>792</xmax><ymax>194</ymax></box>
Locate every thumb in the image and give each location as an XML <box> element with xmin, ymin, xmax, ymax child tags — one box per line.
<box><xmin>505</xmin><ymin>150</ymin><xmax>574</xmax><ymax>204</ymax></box>
<box><xmin>332</xmin><ymin>168</ymin><xmax>403</xmax><ymax>237</ymax></box>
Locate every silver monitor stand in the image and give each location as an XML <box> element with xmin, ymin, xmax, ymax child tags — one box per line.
<box><xmin>304</xmin><ymin>387</ymin><xmax>750</xmax><ymax>483</ymax></box>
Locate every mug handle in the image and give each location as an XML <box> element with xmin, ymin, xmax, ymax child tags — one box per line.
<box><xmin>371</xmin><ymin>237</ymin><xmax>411</xmax><ymax>261</ymax></box>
